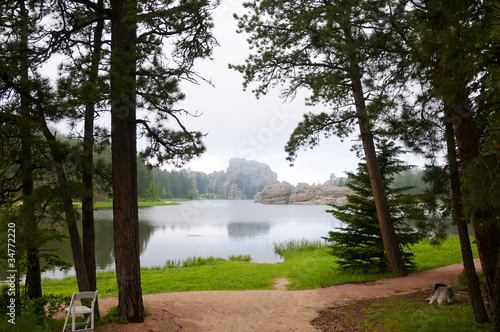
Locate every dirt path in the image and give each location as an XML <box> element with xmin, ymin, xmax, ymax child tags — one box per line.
<box><xmin>95</xmin><ymin>259</ymin><xmax>480</xmax><ymax>331</ymax></box>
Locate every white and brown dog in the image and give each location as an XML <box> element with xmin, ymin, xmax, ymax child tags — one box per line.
<box><xmin>427</xmin><ymin>283</ymin><xmax>455</xmax><ymax>305</ymax></box>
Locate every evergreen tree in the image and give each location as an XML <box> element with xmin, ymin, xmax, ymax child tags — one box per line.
<box><xmin>0</xmin><ymin>0</ymin><xmax>86</xmax><ymax>299</ymax></box>
<box><xmin>386</xmin><ymin>0</ymin><xmax>496</xmax><ymax>323</ymax></box>
<box><xmin>233</xmin><ymin>0</ymin><xmax>410</xmax><ymax>275</ymax></box>
<box><xmin>324</xmin><ymin>140</ymin><xmax>420</xmax><ymax>272</ymax></box>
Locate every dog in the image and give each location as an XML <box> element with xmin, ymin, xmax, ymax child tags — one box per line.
<box><xmin>427</xmin><ymin>283</ymin><xmax>454</xmax><ymax>305</ymax></box>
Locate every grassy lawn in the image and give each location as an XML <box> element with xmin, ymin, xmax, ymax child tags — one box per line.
<box><xmin>314</xmin><ymin>291</ymin><xmax>493</xmax><ymax>331</ymax></box>
<box><xmin>42</xmin><ymin>236</ymin><xmax>476</xmax><ymax>297</ymax></box>
<box><xmin>4</xmin><ymin>236</ymin><xmax>489</xmax><ymax>332</ymax></box>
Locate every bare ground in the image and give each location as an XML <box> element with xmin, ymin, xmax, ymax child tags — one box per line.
<box><xmin>93</xmin><ymin>259</ymin><xmax>481</xmax><ymax>332</ymax></box>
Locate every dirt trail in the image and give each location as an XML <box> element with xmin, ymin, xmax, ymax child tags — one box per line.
<box><xmin>95</xmin><ymin>259</ymin><xmax>480</xmax><ymax>331</ymax></box>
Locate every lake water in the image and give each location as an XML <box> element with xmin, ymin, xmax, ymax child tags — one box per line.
<box><xmin>44</xmin><ymin>200</ymin><xmax>342</xmax><ymax>279</ymax></box>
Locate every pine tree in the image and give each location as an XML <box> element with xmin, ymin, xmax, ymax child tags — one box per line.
<box><xmin>324</xmin><ymin>140</ymin><xmax>420</xmax><ymax>272</ymax></box>
<box><xmin>233</xmin><ymin>0</ymin><xmax>410</xmax><ymax>275</ymax></box>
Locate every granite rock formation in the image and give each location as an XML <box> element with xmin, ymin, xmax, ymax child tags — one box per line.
<box><xmin>256</xmin><ymin>183</ymin><xmax>352</xmax><ymax>205</ymax></box>
<box><xmin>254</xmin><ymin>183</ymin><xmax>294</xmax><ymax>204</ymax></box>
<box><xmin>190</xmin><ymin>158</ymin><xmax>279</xmax><ymax>200</ymax></box>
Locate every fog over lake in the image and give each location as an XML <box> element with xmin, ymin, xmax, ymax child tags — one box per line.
<box><xmin>44</xmin><ymin>200</ymin><xmax>342</xmax><ymax>279</ymax></box>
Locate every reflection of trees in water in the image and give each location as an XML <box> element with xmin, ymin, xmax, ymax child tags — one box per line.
<box><xmin>42</xmin><ymin>217</ymin><xmax>156</xmax><ymax>274</ymax></box>
<box><xmin>227</xmin><ymin>222</ymin><xmax>271</xmax><ymax>238</ymax></box>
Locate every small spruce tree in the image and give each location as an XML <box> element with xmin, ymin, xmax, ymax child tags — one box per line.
<box><xmin>324</xmin><ymin>140</ymin><xmax>421</xmax><ymax>272</ymax></box>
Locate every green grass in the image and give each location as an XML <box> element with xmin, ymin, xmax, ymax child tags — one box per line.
<box><xmin>330</xmin><ymin>291</ymin><xmax>493</xmax><ymax>332</ymax></box>
<box><xmin>41</xmin><ymin>236</ymin><xmax>478</xmax><ymax>298</ymax></box>
<box><xmin>229</xmin><ymin>254</ymin><xmax>251</xmax><ymax>262</ymax></box>
<box><xmin>273</xmin><ymin>238</ymin><xmax>327</xmax><ymax>257</ymax></box>
<box><xmin>161</xmin><ymin>256</ymin><xmax>227</xmax><ymax>269</ymax></box>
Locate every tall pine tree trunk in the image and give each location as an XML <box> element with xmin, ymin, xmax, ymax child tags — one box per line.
<box><xmin>352</xmin><ymin>80</ymin><xmax>406</xmax><ymax>276</ymax></box>
<box><xmin>340</xmin><ymin>16</ymin><xmax>407</xmax><ymax>275</ymax></box>
<box><xmin>493</xmin><ymin>247</ymin><xmax>500</xmax><ymax>331</ymax></box>
<box><xmin>19</xmin><ymin>0</ymin><xmax>41</xmax><ymax>299</ymax></box>
<box><xmin>451</xmin><ymin>97</ymin><xmax>499</xmax><ymax>324</ymax></box>
<box><xmin>82</xmin><ymin>2</ymin><xmax>104</xmax><ymax>317</ymax></box>
<box><xmin>444</xmin><ymin>108</ymin><xmax>489</xmax><ymax>323</ymax></box>
<box><xmin>110</xmin><ymin>0</ymin><xmax>144</xmax><ymax>322</ymax></box>
<box><xmin>349</xmin><ymin>66</ymin><xmax>407</xmax><ymax>275</ymax></box>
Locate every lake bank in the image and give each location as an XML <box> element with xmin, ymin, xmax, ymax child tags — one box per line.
<box><xmin>42</xmin><ymin>200</ymin><xmax>341</xmax><ymax>279</ymax></box>
<box><xmin>42</xmin><ymin>236</ymin><xmax>477</xmax><ymax>297</ymax></box>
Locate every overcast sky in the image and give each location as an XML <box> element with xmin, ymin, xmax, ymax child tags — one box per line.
<box><xmin>169</xmin><ymin>0</ymin><xmax>366</xmax><ymax>185</ymax></box>
<box><xmin>50</xmin><ymin>1</ymin><xmax>425</xmax><ymax>186</ymax></box>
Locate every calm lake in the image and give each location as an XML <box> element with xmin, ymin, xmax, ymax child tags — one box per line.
<box><xmin>43</xmin><ymin>200</ymin><xmax>343</xmax><ymax>279</ymax></box>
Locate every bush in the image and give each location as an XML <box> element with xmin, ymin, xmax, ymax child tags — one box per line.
<box><xmin>0</xmin><ymin>285</ymin><xmax>70</xmax><ymax>331</ymax></box>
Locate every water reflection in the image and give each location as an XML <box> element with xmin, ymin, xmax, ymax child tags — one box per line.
<box><xmin>43</xmin><ymin>216</ymin><xmax>156</xmax><ymax>278</ymax></box>
<box><xmin>227</xmin><ymin>222</ymin><xmax>271</xmax><ymax>238</ymax></box>
<box><xmin>42</xmin><ymin>200</ymin><xmax>339</xmax><ymax>278</ymax></box>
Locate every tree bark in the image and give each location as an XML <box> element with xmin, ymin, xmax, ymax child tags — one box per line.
<box><xmin>492</xmin><ymin>245</ymin><xmax>500</xmax><ymax>332</ymax></box>
<box><xmin>350</xmin><ymin>72</ymin><xmax>407</xmax><ymax>276</ymax></box>
<box><xmin>451</xmin><ymin>97</ymin><xmax>499</xmax><ymax>322</ymax></box>
<box><xmin>82</xmin><ymin>1</ymin><xmax>104</xmax><ymax>317</ymax></box>
<box><xmin>340</xmin><ymin>15</ymin><xmax>407</xmax><ymax>275</ymax></box>
<box><xmin>444</xmin><ymin>108</ymin><xmax>489</xmax><ymax>323</ymax></box>
<box><xmin>110</xmin><ymin>0</ymin><xmax>144</xmax><ymax>323</ymax></box>
<box><xmin>19</xmin><ymin>0</ymin><xmax>41</xmax><ymax>299</ymax></box>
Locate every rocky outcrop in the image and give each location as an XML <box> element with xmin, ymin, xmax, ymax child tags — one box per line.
<box><xmin>187</xmin><ymin>158</ymin><xmax>351</xmax><ymax>203</ymax></box>
<box><xmin>289</xmin><ymin>184</ymin><xmax>352</xmax><ymax>205</ymax></box>
<box><xmin>226</xmin><ymin>158</ymin><xmax>278</xmax><ymax>197</ymax></box>
<box><xmin>226</xmin><ymin>183</ymin><xmax>245</xmax><ymax>200</ymax></box>
<box><xmin>255</xmin><ymin>183</ymin><xmax>293</xmax><ymax>204</ymax></box>
<box><xmin>256</xmin><ymin>183</ymin><xmax>352</xmax><ymax>205</ymax></box>
<box><xmin>192</xmin><ymin>158</ymin><xmax>279</xmax><ymax>200</ymax></box>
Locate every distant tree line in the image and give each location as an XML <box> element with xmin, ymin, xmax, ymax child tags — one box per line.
<box><xmin>138</xmin><ymin>160</ymin><xmax>197</xmax><ymax>201</ymax></box>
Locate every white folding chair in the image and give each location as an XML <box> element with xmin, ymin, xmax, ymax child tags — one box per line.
<box><xmin>62</xmin><ymin>290</ymin><xmax>98</xmax><ymax>331</ymax></box>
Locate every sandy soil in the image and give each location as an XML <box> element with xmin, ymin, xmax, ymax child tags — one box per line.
<box><xmin>93</xmin><ymin>259</ymin><xmax>481</xmax><ymax>332</ymax></box>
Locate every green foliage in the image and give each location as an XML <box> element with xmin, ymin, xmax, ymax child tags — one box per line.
<box><xmin>324</xmin><ymin>140</ymin><xmax>421</xmax><ymax>272</ymax></box>
<box><xmin>0</xmin><ymin>285</ymin><xmax>69</xmax><ymax>331</ymax></box>
<box><xmin>22</xmin><ymin>294</ymin><xmax>70</xmax><ymax>320</ymax></box>
<box><xmin>233</xmin><ymin>0</ymin><xmax>410</xmax><ymax>164</ymax></box>
<box><xmin>0</xmin><ymin>195</ymin><xmax>72</xmax><ymax>288</ymax></box>
<box><xmin>100</xmin><ymin>306</ymin><xmax>128</xmax><ymax>324</ymax></box>
<box><xmin>0</xmin><ymin>316</ymin><xmax>59</xmax><ymax>332</ymax></box>
<box><xmin>285</xmin><ymin>112</ymin><xmax>357</xmax><ymax>165</ymax></box>
<box><xmin>93</xmin><ymin>200</ymin><xmax>179</xmax><ymax>208</ymax></box>
<box><xmin>410</xmin><ymin>0</ymin><xmax>489</xmax><ymax>105</ymax></box>
<box><xmin>462</xmin><ymin>153</ymin><xmax>500</xmax><ymax>232</ymax></box>
<box><xmin>128</xmin><ymin>156</ymin><xmax>199</xmax><ymax>200</ymax></box>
